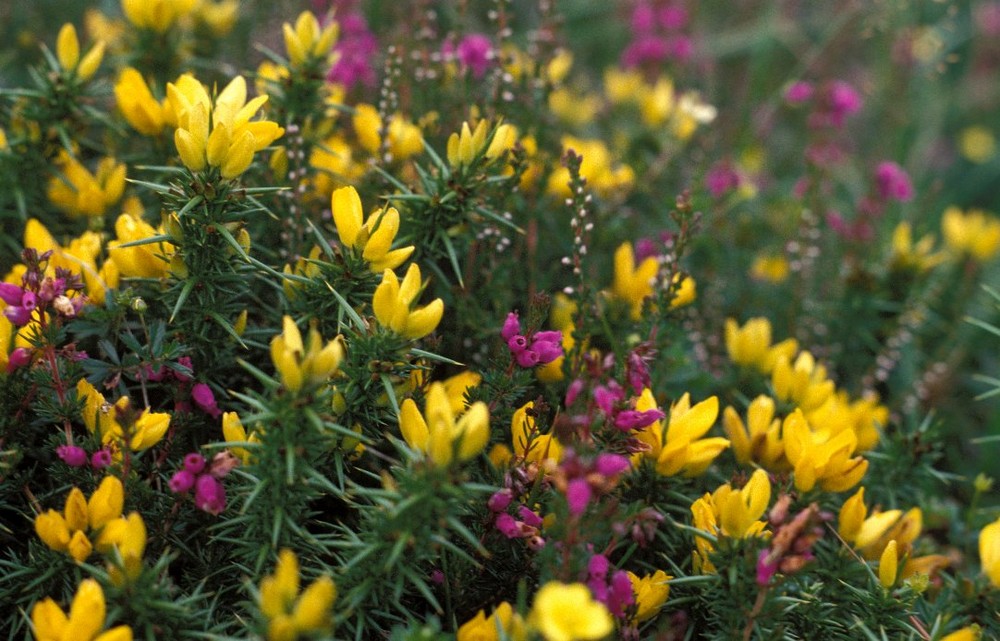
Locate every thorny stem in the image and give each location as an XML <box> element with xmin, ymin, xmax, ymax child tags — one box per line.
<box><xmin>742</xmin><ymin>586</ymin><xmax>768</xmax><ymax>641</ymax></box>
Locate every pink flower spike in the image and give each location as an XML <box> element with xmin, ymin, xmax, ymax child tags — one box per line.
<box><xmin>517</xmin><ymin>505</ymin><xmax>543</xmax><ymax>528</ymax></box>
<box><xmin>594</xmin><ymin>453</ymin><xmax>631</xmax><ymax>477</ymax></box>
<box><xmin>566</xmin><ymin>478</ymin><xmax>592</xmax><ymax>516</ymax></box>
<box><xmin>501</xmin><ymin>312</ymin><xmax>521</xmax><ymax>340</ymax></box>
<box><xmin>875</xmin><ymin>161</ymin><xmax>913</xmax><ymax>202</ymax></box>
<box><xmin>565</xmin><ymin>379</ymin><xmax>585</xmax><ymax>407</ymax></box>
<box><xmin>495</xmin><ymin>513</ymin><xmax>521</xmax><ymax>538</ymax></box>
<box><xmin>90</xmin><ymin>449</ymin><xmax>112</xmax><ymax>470</ymax></box>
<box><xmin>192</xmin><ymin>383</ymin><xmax>222</xmax><ymax>418</ymax></box>
<box><xmin>169</xmin><ymin>469</ymin><xmax>196</xmax><ymax>494</ymax></box>
<box><xmin>194</xmin><ymin>474</ymin><xmax>226</xmax><ymax>515</ymax></box>
<box><xmin>785</xmin><ymin>81</ymin><xmax>814</xmax><ymax>104</ymax></box>
<box><xmin>588</xmin><ymin>553</ymin><xmax>609</xmax><ymax>578</ymax></box>
<box><xmin>515</xmin><ymin>349</ymin><xmax>540</xmax><ymax>368</ymax></box>
<box><xmin>0</xmin><ymin>283</ymin><xmax>22</xmax><ymax>306</ymax></box>
<box><xmin>183</xmin><ymin>453</ymin><xmax>206</xmax><ymax>475</ymax></box>
<box><xmin>756</xmin><ymin>548</ymin><xmax>779</xmax><ymax>586</ymax></box>
<box><xmin>3</xmin><ymin>305</ymin><xmax>31</xmax><ymax>327</ymax></box>
<box><xmin>6</xmin><ymin>347</ymin><xmax>31</xmax><ymax>372</ymax></box>
<box><xmin>488</xmin><ymin>489</ymin><xmax>513</xmax><ymax>512</ymax></box>
<box><xmin>57</xmin><ymin>445</ymin><xmax>88</xmax><ymax>467</ymax></box>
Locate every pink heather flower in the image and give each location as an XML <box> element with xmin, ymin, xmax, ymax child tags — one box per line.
<box><xmin>209</xmin><ymin>450</ymin><xmax>240</xmax><ymax>478</ymax></box>
<box><xmin>169</xmin><ymin>469</ymin><xmax>196</xmax><ymax>494</ymax></box>
<box><xmin>565</xmin><ymin>379</ymin><xmax>585</xmax><ymax>407</ymax></box>
<box><xmin>6</xmin><ymin>347</ymin><xmax>31</xmax><ymax>372</ymax></box>
<box><xmin>430</xmin><ymin>569</ymin><xmax>445</xmax><ymax>585</ymax></box>
<box><xmin>826</xmin><ymin>80</ymin><xmax>862</xmax><ymax>127</ymax></box>
<box><xmin>608</xmin><ymin>570</ymin><xmax>635</xmax><ymax>618</ymax></box>
<box><xmin>507</xmin><ymin>335</ymin><xmax>529</xmax><ymax>352</ymax></box>
<box><xmin>90</xmin><ymin>449</ymin><xmax>112</xmax><ymax>469</ymax></box>
<box><xmin>495</xmin><ymin>512</ymin><xmax>521</xmax><ymax>538</ymax></box>
<box><xmin>621</xmin><ymin>35</ymin><xmax>669</xmax><ymax>68</ymax></box>
<box><xmin>501</xmin><ymin>312</ymin><xmax>521</xmax><ymax>340</ymax></box>
<box><xmin>328</xmin><ymin>12</ymin><xmax>378</xmax><ymax>89</ymax></box>
<box><xmin>194</xmin><ymin>474</ymin><xmax>226</xmax><ymax>515</ymax></box>
<box><xmin>874</xmin><ymin>161</ymin><xmax>914</xmax><ymax>202</ymax></box>
<box><xmin>705</xmin><ymin>162</ymin><xmax>741</xmax><ymax>198</ymax></box>
<box><xmin>631</xmin><ymin>2</ymin><xmax>657</xmax><ymax>33</ymax></box>
<box><xmin>667</xmin><ymin>35</ymin><xmax>693</xmax><ymax>62</ymax></box>
<box><xmin>531</xmin><ymin>334</ymin><xmax>563</xmax><ymax>365</ymax></box>
<box><xmin>785</xmin><ymin>81</ymin><xmax>814</xmax><ymax>104</ymax></box>
<box><xmin>594</xmin><ymin>453</ymin><xmax>631</xmax><ymax>477</ymax></box>
<box><xmin>659</xmin><ymin>5</ymin><xmax>688</xmax><ymax>30</ymax></box>
<box><xmin>515</xmin><ymin>349</ymin><xmax>540</xmax><ymax>368</ymax></box>
<box><xmin>977</xmin><ymin>2</ymin><xmax>1000</xmax><ymax>36</ymax></box>
<box><xmin>191</xmin><ymin>382</ymin><xmax>222</xmax><ymax>418</ymax></box>
<box><xmin>57</xmin><ymin>445</ymin><xmax>88</xmax><ymax>467</ymax></box>
<box><xmin>174</xmin><ymin>356</ymin><xmax>194</xmax><ymax>382</ymax></box>
<box><xmin>594</xmin><ymin>382</ymin><xmax>625</xmax><ymax>415</ymax></box>
<box><xmin>488</xmin><ymin>489</ymin><xmax>513</xmax><ymax>512</ymax></box>
<box><xmin>517</xmin><ymin>505</ymin><xmax>544</xmax><ymax>528</ymax></box>
<box><xmin>757</xmin><ymin>548</ymin><xmax>780</xmax><ymax>586</ymax></box>
<box><xmin>625</xmin><ymin>351</ymin><xmax>652</xmax><ymax>394</ymax></box>
<box><xmin>3</xmin><ymin>305</ymin><xmax>32</xmax><ymax>327</ymax></box>
<box><xmin>588</xmin><ymin>553</ymin><xmax>610</xmax><ymax>578</ymax></box>
<box><xmin>0</xmin><ymin>283</ymin><xmax>22</xmax><ymax>306</ymax></box>
<box><xmin>566</xmin><ymin>478</ymin><xmax>592</xmax><ymax>516</ymax></box>
<box><xmin>456</xmin><ymin>33</ymin><xmax>493</xmax><ymax>78</ymax></box>
<box><xmin>183</xmin><ymin>453</ymin><xmax>206</xmax><ymax>475</ymax></box>
<box><xmin>614</xmin><ymin>408</ymin><xmax>664</xmax><ymax>431</ymax></box>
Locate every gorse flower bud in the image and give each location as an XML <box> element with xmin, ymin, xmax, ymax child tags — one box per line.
<box><xmin>282</xmin><ymin>11</ymin><xmax>339</xmax><ymax>68</ymax></box>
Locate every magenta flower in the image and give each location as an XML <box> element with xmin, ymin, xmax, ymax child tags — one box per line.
<box><xmin>0</xmin><ymin>283</ymin><xmax>23</xmax><ymax>306</ymax></box>
<box><xmin>194</xmin><ymin>474</ymin><xmax>226</xmax><ymax>515</ymax></box>
<box><xmin>90</xmin><ymin>449</ymin><xmax>112</xmax><ymax>470</ymax></box>
<box><xmin>169</xmin><ymin>469</ymin><xmax>196</xmax><ymax>494</ymax></box>
<box><xmin>488</xmin><ymin>489</ymin><xmax>513</xmax><ymax>512</ymax></box>
<box><xmin>631</xmin><ymin>2</ymin><xmax>657</xmax><ymax>33</ymax></box>
<box><xmin>57</xmin><ymin>445</ymin><xmax>88</xmax><ymax>467</ymax></box>
<box><xmin>566</xmin><ymin>478</ymin><xmax>592</xmax><ymax>516</ymax></box>
<box><xmin>495</xmin><ymin>512</ymin><xmax>521</xmax><ymax>538</ymax></box>
<box><xmin>825</xmin><ymin>80</ymin><xmax>862</xmax><ymax>127</ymax></box>
<box><xmin>183</xmin><ymin>453</ymin><xmax>206</xmax><ymax>475</ymax></box>
<box><xmin>874</xmin><ymin>161</ymin><xmax>914</xmax><ymax>202</ymax></box>
<box><xmin>501</xmin><ymin>312</ymin><xmax>521</xmax><ymax>340</ymax></box>
<box><xmin>456</xmin><ymin>33</ymin><xmax>493</xmax><ymax>78</ymax></box>
<box><xmin>6</xmin><ymin>347</ymin><xmax>31</xmax><ymax>372</ymax></box>
<box><xmin>191</xmin><ymin>382</ymin><xmax>222</xmax><ymax>418</ymax></box>
<box><xmin>785</xmin><ymin>81</ymin><xmax>814</xmax><ymax>104</ymax></box>
<box><xmin>517</xmin><ymin>505</ymin><xmax>544</xmax><ymax>528</ymax></box>
<box><xmin>594</xmin><ymin>453</ymin><xmax>631</xmax><ymax>477</ymax></box>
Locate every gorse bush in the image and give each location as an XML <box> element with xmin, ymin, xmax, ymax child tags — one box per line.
<box><xmin>0</xmin><ymin>1</ymin><xmax>999</xmax><ymax>640</ymax></box>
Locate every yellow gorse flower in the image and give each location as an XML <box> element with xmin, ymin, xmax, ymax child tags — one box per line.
<box><xmin>282</xmin><ymin>11</ymin><xmax>339</xmax><ymax>68</ymax></box>
<box><xmin>107</xmin><ymin>209</ymin><xmax>176</xmax><ymax>279</ymax></box>
<box><xmin>76</xmin><ymin>379</ymin><xmax>171</xmax><ymax>452</ymax></box>
<box><xmin>222</xmin><ymin>411</ymin><xmax>259</xmax><ymax>465</ymax></box>
<box><xmin>511</xmin><ymin>400</ymin><xmax>562</xmax><ymax>464</ymax></box>
<box><xmin>193</xmin><ymin>0</ymin><xmax>239</xmax><ymax>36</ymax></box>
<box><xmin>331</xmin><ymin>186</ymin><xmax>414</xmax><ymax>272</ymax></box>
<box><xmin>941</xmin><ymin>206</ymin><xmax>1000</xmax><ymax>261</ymax></box>
<box><xmin>722</xmin><ymin>395</ymin><xmax>785</xmax><ymax>470</ymax></box>
<box><xmin>979</xmin><ymin>516</ymin><xmax>1000</xmax><ymax>588</ymax></box>
<box><xmin>31</xmin><ymin>578</ymin><xmax>133</xmax><ymax>641</ymax></box>
<box><xmin>724</xmin><ymin>317</ymin><xmax>798</xmax><ymax>375</ymax></box>
<box><xmin>634</xmin><ymin>390</ymin><xmax>729</xmax><ymax>477</ymax></box>
<box><xmin>398</xmin><ymin>382</ymin><xmax>490</xmax><ymax>467</ymax></box>
<box><xmin>270</xmin><ymin>316</ymin><xmax>345</xmax><ymax>394</ymax></box>
<box><xmin>34</xmin><ymin>476</ymin><xmax>124</xmax><ymax>563</ymax></box>
<box><xmin>782</xmin><ymin>409</ymin><xmax>867</xmax><ymax>493</ymax></box>
<box><xmin>97</xmin><ymin>510</ymin><xmax>147</xmax><ymax>584</ymax></box>
<box><xmin>457</xmin><ymin>601</ymin><xmax>525</xmax><ymax>641</ymax></box>
<box><xmin>940</xmin><ymin>627</ymin><xmax>982</xmax><ymax>641</ymax></box>
<box><xmin>611</xmin><ymin>242</ymin><xmax>657</xmax><ymax>321</ymax></box>
<box><xmin>627</xmin><ymin>569</ymin><xmax>671</xmax><ymax>623</ymax></box>
<box><xmin>529</xmin><ymin>581</ymin><xmax>613</xmax><ymax>641</ymax></box>
<box><xmin>259</xmin><ymin>549</ymin><xmax>337</xmax><ymax>641</ymax></box>
<box><xmin>47</xmin><ymin>150</ymin><xmax>126</xmax><ymax>219</ymax></box>
<box><xmin>771</xmin><ymin>351</ymin><xmax>835</xmax><ymax>412</ymax></box>
<box><xmin>56</xmin><ymin>23</ymin><xmax>105</xmax><ymax>81</ymax></box>
<box><xmin>447</xmin><ymin>119</ymin><xmax>515</xmax><ymax>168</ymax></box>
<box><xmin>879</xmin><ymin>539</ymin><xmax>898</xmax><ymax>588</ymax></box>
<box><xmin>691</xmin><ymin>469</ymin><xmax>771</xmax><ymax>573</ymax></box>
<box><xmin>372</xmin><ymin>264</ymin><xmax>444</xmax><ymax>340</ymax></box>
<box><xmin>169</xmin><ymin>74</ymin><xmax>284</xmax><ymax>179</ymax></box>
<box><xmin>114</xmin><ymin>68</ymin><xmax>167</xmax><ymax>136</ymax></box>
<box><xmin>121</xmin><ymin>0</ymin><xmax>196</xmax><ymax>33</ymax></box>
<box><xmin>889</xmin><ymin>222</ymin><xmax>946</xmax><ymax>273</ymax></box>
<box><xmin>545</xmin><ymin>136</ymin><xmax>634</xmax><ymax>199</ymax></box>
